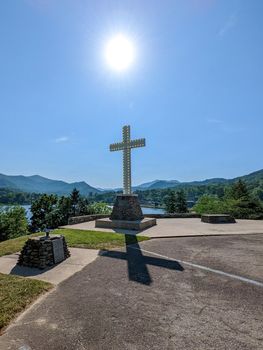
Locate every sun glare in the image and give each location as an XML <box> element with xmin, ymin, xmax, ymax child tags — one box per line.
<box><xmin>105</xmin><ymin>34</ymin><xmax>135</xmax><ymax>72</ymax></box>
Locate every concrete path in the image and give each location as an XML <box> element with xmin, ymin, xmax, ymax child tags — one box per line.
<box><xmin>62</xmin><ymin>218</ymin><xmax>263</xmax><ymax>238</ymax></box>
<box><xmin>0</xmin><ymin>248</ymin><xmax>98</xmax><ymax>285</ymax></box>
<box><xmin>0</xmin><ymin>234</ymin><xmax>262</xmax><ymax>350</ymax></box>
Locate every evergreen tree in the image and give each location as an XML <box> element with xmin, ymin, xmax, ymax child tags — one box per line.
<box><xmin>175</xmin><ymin>190</ymin><xmax>188</xmax><ymax>213</ymax></box>
<box><xmin>70</xmin><ymin>188</ymin><xmax>80</xmax><ymax>216</ymax></box>
<box><xmin>164</xmin><ymin>190</ymin><xmax>176</xmax><ymax>213</ymax></box>
<box><xmin>228</xmin><ymin>180</ymin><xmax>249</xmax><ymax>200</ymax></box>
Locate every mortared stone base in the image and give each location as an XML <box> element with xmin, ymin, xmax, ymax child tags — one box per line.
<box><xmin>17</xmin><ymin>235</ymin><xmax>70</xmax><ymax>269</ymax></box>
<box><xmin>110</xmin><ymin>194</ymin><xmax>144</xmax><ymax>221</ymax></box>
<box><xmin>97</xmin><ymin>193</ymin><xmax>157</xmax><ymax>231</ymax></box>
<box><xmin>201</xmin><ymin>214</ymin><xmax>236</xmax><ymax>224</ymax></box>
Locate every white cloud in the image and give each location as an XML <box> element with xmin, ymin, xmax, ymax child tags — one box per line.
<box><xmin>218</xmin><ymin>14</ymin><xmax>237</xmax><ymax>38</ymax></box>
<box><xmin>55</xmin><ymin>136</ymin><xmax>69</xmax><ymax>143</ymax></box>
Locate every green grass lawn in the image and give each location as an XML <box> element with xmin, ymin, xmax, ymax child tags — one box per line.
<box><xmin>55</xmin><ymin>228</ymin><xmax>149</xmax><ymax>249</ymax></box>
<box><xmin>0</xmin><ymin>229</ymin><xmax>149</xmax><ymax>257</ymax></box>
<box><xmin>0</xmin><ymin>233</ymin><xmax>41</xmax><ymax>257</ymax></box>
<box><xmin>0</xmin><ymin>273</ymin><xmax>52</xmax><ymax>331</ymax></box>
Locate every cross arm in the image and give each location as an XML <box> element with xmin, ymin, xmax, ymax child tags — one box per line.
<box><xmin>110</xmin><ymin>142</ymin><xmax>125</xmax><ymax>152</ymax></box>
<box><xmin>129</xmin><ymin>138</ymin><xmax>146</xmax><ymax>149</ymax></box>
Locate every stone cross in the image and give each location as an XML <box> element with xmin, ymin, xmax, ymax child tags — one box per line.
<box><xmin>110</xmin><ymin>125</ymin><xmax>145</xmax><ymax>195</ymax></box>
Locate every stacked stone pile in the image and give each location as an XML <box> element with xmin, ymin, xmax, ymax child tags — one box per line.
<box><xmin>18</xmin><ymin>235</ymin><xmax>70</xmax><ymax>269</ymax></box>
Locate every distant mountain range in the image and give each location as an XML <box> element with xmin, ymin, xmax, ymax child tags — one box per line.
<box><xmin>0</xmin><ymin>174</ymin><xmax>99</xmax><ymax>196</ymax></box>
<box><xmin>136</xmin><ymin>178</ymin><xmax>228</xmax><ymax>190</ymax></box>
<box><xmin>135</xmin><ymin>169</ymin><xmax>263</xmax><ymax>190</ymax></box>
<box><xmin>134</xmin><ymin>179</ymin><xmax>180</xmax><ymax>190</ymax></box>
<box><xmin>0</xmin><ymin>169</ymin><xmax>262</xmax><ymax>195</ymax></box>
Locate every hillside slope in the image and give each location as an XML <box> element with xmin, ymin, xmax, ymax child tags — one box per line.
<box><xmin>0</xmin><ymin>174</ymin><xmax>99</xmax><ymax>195</ymax></box>
<box><xmin>134</xmin><ymin>170</ymin><xmax>263</xmax><ymax>190</ymax></box>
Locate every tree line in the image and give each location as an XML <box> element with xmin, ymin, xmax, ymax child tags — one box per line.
<box><xmin>0</xmin><ymin>189</ymin><xmax>111</xmax><ymax>242</ymax></box>
<box><xmin>1</xmin><ymin>180</ymin><xmax>263</xmax><ymax>243</ymax></box>
<box><xmin>93</xmin><ymin>180</ymin><xmax>263</xmax><ymax>208</ymax></box>
<box><xmin>163</xmin><ymin>180</ymin><xmax>263</xmax><ymax>219</ymax></box>
<box><xmin>0</xmin><ymin>188</ymin><xmax>41</xmax><ymax>205</ymax></box>
<box><xmin>193</xmin><ymin>180</ymin><xmax>263</xmax><ymax>219</ymax></box>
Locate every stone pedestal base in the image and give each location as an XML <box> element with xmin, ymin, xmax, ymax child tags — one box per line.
<box><xmin>110</xmin><ymin>194</ymin><xmax>144</xmax><ymax>221</ymax></box>
<box><xmin>97</xmin><ymin>194</ymin><xmax>156</xmax><ymax>231</ymax></box>
<box><xmin>17</xmin><ymin>235</ymin><xmax>70</xmax><ymax>269</ymax></box>
<box><xmin>201</xmin><ymin>214</ymin><xmax>236</xmax><ymax>224</ymax></box>
<box><xmin>95</xmin><ymin>217</ymin><xmax>157</xmax><ymax>231</ymax></box>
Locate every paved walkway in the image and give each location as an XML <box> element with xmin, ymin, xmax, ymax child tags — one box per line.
<box><xmin>63</xmin><ymin>218</ymin><xmax>263</xmax><ymax>238</ymax></box>
<box><xmin>0</xmin><ymin>234</ymin><xmax>262</xmax><ymax>350</ymax></box>
<box><xmin>0</xmin><ymin>248</ymin><xmax>98</xmax><ymax>285</ymax></box>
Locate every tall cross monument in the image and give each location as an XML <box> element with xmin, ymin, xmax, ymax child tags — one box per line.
<box><xmin>110</xmin><ymin>125</ymin><xmax>145</xmax><ymax>195</ymax></box>
<box><xmin>95</xmin><ymin>125</ymin><xmax>156</xmax><ymax>230</ymax></box>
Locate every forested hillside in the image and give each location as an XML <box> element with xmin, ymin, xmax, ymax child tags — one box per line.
<box><xmin>0</xmin><ymin>188</ymin><xmax>41</xmax><ymax>205</ymax></box>
<box><xmin>94</xmin><ymin>171</ymin><xmax>263</xmax><ymax>207</ymax></box>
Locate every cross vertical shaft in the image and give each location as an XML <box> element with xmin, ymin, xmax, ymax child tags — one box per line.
<box><xmin>123</xmin><ymin>126</ymin><xmax>131</xmax><ymax>195</ymax></box>
<box><xmin>110</xmin><ymin>125</ymin><xmax>145</xmax><ymax>195</ymax></box>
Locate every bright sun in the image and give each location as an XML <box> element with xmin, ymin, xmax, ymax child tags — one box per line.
<box><xmin>105</xmin><ymin>34</ymin><xmax>135</xmax><ymax>72</ymax></box>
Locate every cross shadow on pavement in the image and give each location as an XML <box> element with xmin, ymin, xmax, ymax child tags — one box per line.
<box><xmin>99</xmin><ymin>234</ymin><xmax>184</xmax><ymax>285</ymax></box>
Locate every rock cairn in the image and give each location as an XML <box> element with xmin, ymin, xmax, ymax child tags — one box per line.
<box><xmin>17</xmin><ymin>235</ymin><xmax>70</xmax><ymax>269</ymax></box>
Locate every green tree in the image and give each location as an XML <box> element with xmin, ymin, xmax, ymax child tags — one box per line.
<box><xmin>175</xmin><ymin>190</ymin><xmax>188</xmax><ymax>213</ymax></box>
<box><xmin>228</xmin><ymin>180</ymin><xmax>249</xmax><ymax>200</ymax></box>
<box><xmin>0</xmin><ymin>206</ymin><xmax>28</xmax><ymax>241</ymax></box>
<box><xmin>30</xmin><ymin>191</ymin><xmax>91</xmax><ymax>231</ymax></box>
<box><xmin>70</xmin><ymin>188</ymin><xmax>80</xmax><ymax>217</ymax></box>
<box><xmin>164</xmin><ymin>191</ymin><xmax>176</xmax><ymax>213</ymax></box>
<box><xmin>57</xmin><ymin>196</ymin><xmax>72</xmax><ymax>225</ymax></box>
<box><xmin>77</xmin><ymin>197</ymin><xmax>90</xmax><ymax>216</ymax></box>
<box><xmin>30</xmin><ymin>194</ymin><xmax>58</xmax><ymax>231</ymax></box>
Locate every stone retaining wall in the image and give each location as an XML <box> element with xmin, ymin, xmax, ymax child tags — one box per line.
<box><xmin>68</xmin><ymin>212</ymin><xmax>200</xmax><ymax>224</ymax></box>
<box><xmin>145</xmin><ymin>213</ymin><xmax>201</xmax><ymax>219</ymax></box>
<box><xmin>68</xmin><ymin>214</ymin><xmax>110</xmax><ymax>225</ymax></box>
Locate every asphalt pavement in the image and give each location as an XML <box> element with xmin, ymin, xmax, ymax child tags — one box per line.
<box><xmin>1</xmin><ymin>234</ymin><xmax>262</xmax><ymax>350</ymax></box>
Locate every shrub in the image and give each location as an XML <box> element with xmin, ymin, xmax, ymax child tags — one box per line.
<box><xmin>88</xmin><ymin>202</ymin><xmax>111</xmax><ymax>215</ymax></box>
<box><xmin>193</xmin><ymin>195</ymin><xmax>230</xmax><ymax>214</ymax></box>
<box><xmin>0</xmin><ymin>206</ymin><xmax>28</xmax><ymax>241</ymax></box>
<box><xmin>193</xmin><ymin>194</ymin><xmax>263</xmax><ymax>220</ymax></box>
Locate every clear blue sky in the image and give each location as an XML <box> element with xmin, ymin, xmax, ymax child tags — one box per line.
<box><xmin>0</xmin><ymin>0</ymin><xmax>262</xmax><ymax>188</ymax></box>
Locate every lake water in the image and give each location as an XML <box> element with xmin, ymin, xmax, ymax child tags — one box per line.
<box><xmin>22</xmin><ymin>205</ymin><xmax>32</xmax><ymax>220</ymax></box>
<box><xmin>19</xmin><ymin>204</ymin><xmax>164</xmax><ymax>222</ymax></box>
<box><xmin>141</xmin><ymin>207</ymin><xmax>165</xmax><ymax>214</ymax></box>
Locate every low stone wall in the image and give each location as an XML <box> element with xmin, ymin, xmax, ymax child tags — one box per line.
<box><xmin>68</xmin><ymin>214</ymin><xmax>110</xmax><ymax>225</ymax></box>
<box><xmin>201</xmin><ymin>214</ymin><xmax>236</xmax><ymax>224</ymax></box>
<box><xmin>144</xmin><ymin>213</ymin><xmax>201</xmax><ymax>219</ymax></box>
<box><xmin>68</xmin><ymin>213</ymin><xmax>200</xmax><ymax>224</ymax></box>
